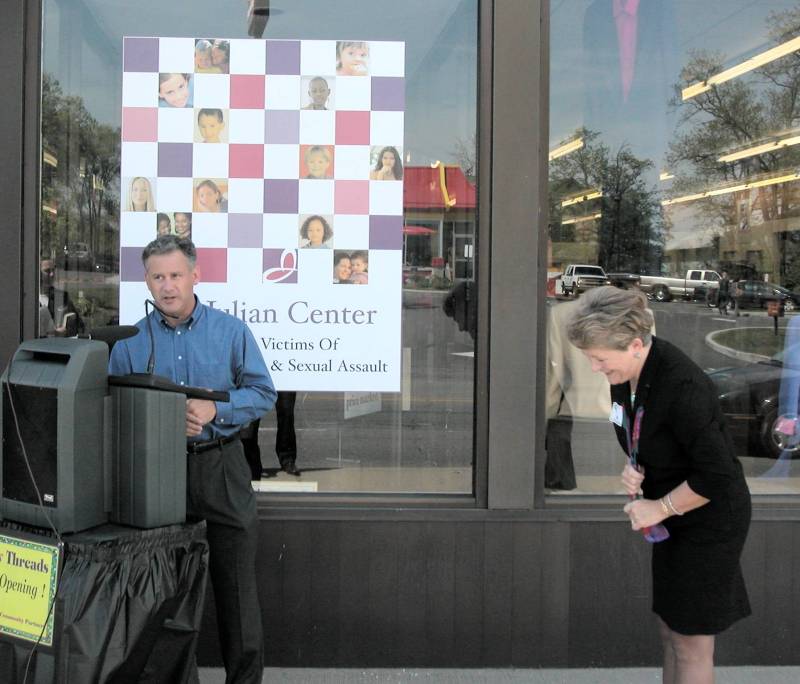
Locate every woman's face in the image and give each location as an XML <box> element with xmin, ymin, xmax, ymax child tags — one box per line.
<box><xmin>306</xmin><ymin>219</ymin><xmax>325</xmax><ymax>245</ymax></box>
<box><xmin>131</xmin><ymin>178</ymin><xmax>150</xmax><ymax>209</ymax></box>
<box><xmin>339</xmin><ymin>45</ymin><xmax>368</xmax><ymax>75</ymax></box>
<box><xmin>157</xmin><ymin>219</ymin><xmax>171</xmax><ymax>235</ymax></box>
<box><xmin>581</xmin><ymin>343</ymin><xmax>639</xmax><ymax>386</ymax></box>
<box><xmin>335</xmin><ymin>257</ymin><xmax>352</xmax><ymax>281</ymax></box>
<box><xmin>381</xmin><ymin>151</ymin><xmax>396</xmax><ymax>169</ymax></box>
<box><xmin>174</xmin><ymin>213</ymin><xmax>191</xmax><ymax>237</ymax></box>
<box><xmin>197</xmin><ymin>185</ymin><xmax>219</xmax><ymax>212</ymax></box>
<box><xmin>307</xmin><ymin>151</ymin><xmax>330</xmax><ymax>178</ymax></box>
<box><xmin>159</xmin><ymin>74</ymin><xmax>190</xmax><ymax>108</ymax></box>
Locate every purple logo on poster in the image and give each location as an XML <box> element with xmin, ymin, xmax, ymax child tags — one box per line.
<box><xmin>263</xmin><ymin>249</ymin><xmax>298</xmax><ymax>283</ymax></box>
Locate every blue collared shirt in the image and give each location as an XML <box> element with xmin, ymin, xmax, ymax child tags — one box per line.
<box><xmin>108</xmin><ymin>298</ymin><xmax>276</xmax><ymax>442</ymax></box>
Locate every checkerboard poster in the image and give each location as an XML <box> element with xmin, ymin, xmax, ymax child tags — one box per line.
<box><xmin>119</xmin><ymin>37</ymin><xmax>405</xmax><ymax>391</ymax></box>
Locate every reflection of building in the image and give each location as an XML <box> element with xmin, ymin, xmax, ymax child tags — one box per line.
<box><xmin>403</xmin><ymin>163</ymin><xmax>476</xmax><ymax>281</ymax></box>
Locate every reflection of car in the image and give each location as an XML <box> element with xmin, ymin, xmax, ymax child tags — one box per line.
<box><xmin>59</xmin><ymin>242</ymin><xmax>94</xmax><ymax>270</ymax></box>
<box><xmin>708</xmin><ymin>348</ymin><xmax>800</xmax><ymax>459</ymax></box>
<box><xmin>708</xmin><ymin>280</ymin><xmax>800</xmax><ymax>312</ymax></box>
<box><xmin>560</xmin><ymin>264</ymin><xmax>610</xmax><ymax>296</ymax></box>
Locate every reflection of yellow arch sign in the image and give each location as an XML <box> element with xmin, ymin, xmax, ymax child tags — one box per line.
<box><xmin>0</xmin><ymin>532</ymin><xmax>61</xmax><ymax>647</ymax></box>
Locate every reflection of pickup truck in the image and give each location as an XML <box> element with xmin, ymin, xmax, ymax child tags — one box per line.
<box><xmin>560</xmin><ymin>264</ymin><xmax>610</xmax><ymax>296</ymax></box>
<box><xmin>638</xmin><ymin>269</ymin><xmax>720</xmax><ymax>302</ymax></box>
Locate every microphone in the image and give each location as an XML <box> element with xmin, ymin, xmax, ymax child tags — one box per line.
<box><xmin>79</xmin><ymin>325</ymin><xmax>140</xmax><ymax>347</ymax></box>
<box><xmin>144</xmin><ymin>299</ymin><xmax>182</xmax><ymax>374</ymax></box>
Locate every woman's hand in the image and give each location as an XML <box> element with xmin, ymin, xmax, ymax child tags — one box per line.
<box><xmin>623</xmin><ymin>499</ymin><xmax>667</xmax><ymax>531</ymax></box>
<box><xmin>620</xmin><ymin>462</ymin><xmax>645</xmax><ymax>497</ymax></box>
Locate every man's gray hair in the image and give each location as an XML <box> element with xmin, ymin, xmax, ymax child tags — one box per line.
<box><xmin>141</xmin><ymin>235</ymin><xmax>197</xmax><ymax>268</ymax></box>
<box><xmin>566</xmin><ymin>286</ymin><xmax>653</xmax><ymax>351</ymax></box>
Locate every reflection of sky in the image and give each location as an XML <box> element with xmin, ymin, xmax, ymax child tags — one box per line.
<box><xmin>550</xmin><ymin>0</ymin><xmax>800</xmax><ymax>251</ymax></box>
<box><xmin>43</xmin><ymin>0</ymin><xmax>477</xmax><ymax>166</ymax></box>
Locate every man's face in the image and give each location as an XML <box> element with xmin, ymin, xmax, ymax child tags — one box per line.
<box><xmin>308</xmin><ymin>79</ymin><xmax>330</xmax><ymax>105</ymax></box>
<box><xmin>198</xmin><ymin>114</ymin><xmax>224</xmax><ymax>142</ymax></box>
<box><xmin>144</xmin><ymin>250</ymin><xmax>198</xmax><ymax>323</ymax></box>
<box><xmin>40</xmin><ymin>260</ymin><xmax>55</xmax><ymax>288</ymax></box>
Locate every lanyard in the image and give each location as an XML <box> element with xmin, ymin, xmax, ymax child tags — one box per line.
<box><xmin>624</xmin><ymin>405</ymin><xmax>644</xmax><ymax>467</ymax></box>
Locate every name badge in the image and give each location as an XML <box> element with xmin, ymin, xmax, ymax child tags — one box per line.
<box><xmin>610</xmin><ymin>402</ymin><xmax>623</xmax><ymax>427</ymax></box>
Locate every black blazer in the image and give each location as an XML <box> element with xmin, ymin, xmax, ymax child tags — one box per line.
<box><xmin>610</xmin><ymin>337</ymin><xmax>750</xmax><ymax>537</ymax></box>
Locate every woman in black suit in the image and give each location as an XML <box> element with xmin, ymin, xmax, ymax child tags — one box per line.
<box><xmin>566</xmin><ymin>286</ymin><xmax>750</xmax><ymax>684</ymax></box>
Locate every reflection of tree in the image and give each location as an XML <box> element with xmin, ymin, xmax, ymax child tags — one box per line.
<box><xmin>666</xmin><ymin>8</ymin><xmax>800</xmax><ymax>280</ymax></box>
<box><xmin>41</xmin><ymin>73</ymin><xmax>120</xmax><ymax>263</ymax></box>
<box><xmin>549</xmin><ymin>129</ymin><xmax>664</xmax><ymax>273</ymax></box>
<box><xmin>451</xmin><ymin>133</ymin><xmax>477</xmax><ymax>182</ymax></box>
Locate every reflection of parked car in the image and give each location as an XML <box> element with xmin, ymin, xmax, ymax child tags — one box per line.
<box><xmin>708</xmin><ymin>348</ymin><xmax>800</xmax><ymax>459</ymax></box>
<box><xmin>560</xmin><ymin>264</ymin><xmax>610</xmax><ymax>296</ymax></box>
<box><xmin>708</xmin><ymin>280</ymin><xmax>800</xmax><ymax>312</ymax></box>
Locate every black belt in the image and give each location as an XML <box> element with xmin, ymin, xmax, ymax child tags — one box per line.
<box><xmin>187</xmin><ymin>434</ymin><xmax>240</xmax><ymax>454</ymax></box>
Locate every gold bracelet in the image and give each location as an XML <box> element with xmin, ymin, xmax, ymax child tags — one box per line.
<box><xmin>666</xmin><ymin>492</ymin><xmax>683</xmax><ymax>516</ymax></box>
<box><xmin>659</xmin><ymin>497</ymin><xmax>670</xmax><ymax>517</ymax></box>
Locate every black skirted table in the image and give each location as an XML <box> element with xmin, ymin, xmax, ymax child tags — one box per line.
<box><xmin>0</xmin><ymin>520</ymin><xmax>208</xmax><ymax>683</ymax></box>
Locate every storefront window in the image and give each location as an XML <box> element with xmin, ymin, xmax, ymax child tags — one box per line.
<box><xmin>39</xmin><ymin>0</ymin><xmax>478</xmax><ymax>495</ymax></box>
<box><xmin>548</xmin><ymin>0</ymin><xmax>800</xmax><ymax>496</ymax></box>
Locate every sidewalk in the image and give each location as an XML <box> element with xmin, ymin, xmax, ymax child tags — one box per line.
<box><xmin>199</xmin><ymin>666</ymin><xmax>800</xmax><ymax>683</ymax></box>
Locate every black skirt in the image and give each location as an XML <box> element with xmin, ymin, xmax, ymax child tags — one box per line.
<box><xmin>652</xmin><ymin>495</ymin><xmax>751</xmax><ymax>635</ymax></box>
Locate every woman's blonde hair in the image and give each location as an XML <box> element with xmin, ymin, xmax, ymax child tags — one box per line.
<box><xmin>566</xmin><ymin>286</ymin><xmax>653</xmax><ymax>351</ymax></box>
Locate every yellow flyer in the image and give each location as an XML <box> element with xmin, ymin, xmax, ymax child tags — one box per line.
<box><xmin>0</xmin><ymin>531</ymin><xmax>61</xmax><ymax>647</ymax></box>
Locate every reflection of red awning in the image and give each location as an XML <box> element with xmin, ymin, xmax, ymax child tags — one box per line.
<box><xmin>403</xmin><ymin>225</ymin><xmax>436</xmax><ymax>235</ymax></box>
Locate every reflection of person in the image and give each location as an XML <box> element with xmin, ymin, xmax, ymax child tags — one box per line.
<box><xmin>567</xmin><ymin>287</ymin><xmax>751</xmax><ymax>683</ymax></box>
<box><xmin>194</xmin><ymin>179</ymin><xmax>227</xmax><ymax>213</ymax></box>
<box><xmin>241</xmin><ymin>392</ymin><xmax>300</xmax><ymax>479</ymax></box>
<box><xmin>304</xmin><ymin>146</ymin><xmax>332</xmax><ymax>179</ymax></box>
<box><xmin>717</xmin><ymin>271</ymin><xmax>730</xmax><ymax>315</ymax></box>
<box><xmin>39</xmin><ymin>258</ymin><xmax>84</xmax><ymax>337</ymax></box>
<box><xmin>108</xmin><ymin>236</ymin><xmax>276</xmax><ymax>683</ymax></box>
<box><xmin>370</xmin><ymin>146</ymin><xmax>403</xmax><ymax>180</ymax></box>
<box><xmin>157</xmin><ymin>212</ymin><xmax>172</xmax><ymax>236</ymax></box>
<box><xmin>197</xmin><ymin>109</ymin><xmax>225</xmax><ymax>143</ymax></box>
<box><xmin>299</xmin><ymin>215</ymin><xmax>332</xmax><ymax>249</ymax></box>
<box><xmin>546</xmin><ymin>298</ymin><xmax>657</xmax><ymax>490</ymax></box>
<box><xmin>158</xmin><ymin>73</ymin><xmax>192</xmax><ymax>108</ymax></box>
<box><xmin>349</xmin><ymin>250</ymin><xmax>368</xmax><ymax>284</ymax></box>
<box><xmin>174</xmin><ymin>212</ymin><xmax>192</xmax><ymax>239</ymax></box>
<box><xmin>336</xmin><ymin>41</ymin><xmax>369</xmax><ymax>76</ymax></box>
<box><xmin>333</xmin><ymin>253</ymin><xmax>352</xmax><ymax>283</ymax></box>
<box><xmin>442</xmin><ymin>280</ymin><xmax>476</xmax><ymax>341</ymax></box>
<box><xmin>303</xmin><ymin>77</ymin><xmax>331</xmax><ymax>110</ymax></box>
<box><xmin>211</xmin><ymin>39</ymin><xmax>230</xmax><ymax>74</ymax></box>
<box><xmin>126</xmin><ymin>177</ymin><xmax>155</xmax><ymax>212</ymax></box>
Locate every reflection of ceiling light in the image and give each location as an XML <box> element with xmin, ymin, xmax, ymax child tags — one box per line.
<box><xmin>661</xmin><ymin>171</ymin><xmax>800</xmax><ymax>206</ymax></box>
<box><xmin>560</xmin><ymin>189</ymin><xmax>602</xmax><ymax>207</ymax></box>
<box><xmin>43</xmin><ymin>150</ymin><xmax>58</xmax><ymax>168</ymax></box>
<box><xmin>42</xmin><ymin>204</ymin><xmax>57</xmax><ymax>215</ymax></box>
<box><xmin>561</xmin><ymin>212</ymin><xmax>602</xmax><ymax>225</ymax></box>
<box><xmin>659</xmin><ymin>171</ymin><xmax>674</xmax><ymax>181</ymax></box>
<box><xmin>549</xmin><ymin>137</ymin><xmax>584</xmax><ymax>161</ymax></box>
<box><xmin>682</xmin><ymin>35</ymin><xmax>800</xmax><ymax>100</ymax></box>
<box><xmin>718</xmin><ymin>134</ymin><xmax>800</xmax><ymax>163</ymax></box>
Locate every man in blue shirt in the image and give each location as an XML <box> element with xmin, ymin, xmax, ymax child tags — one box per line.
<box><xmin>109</xmin><ymin>235</ymin><xmax>276</xmax><ymax>683</ymax></box>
